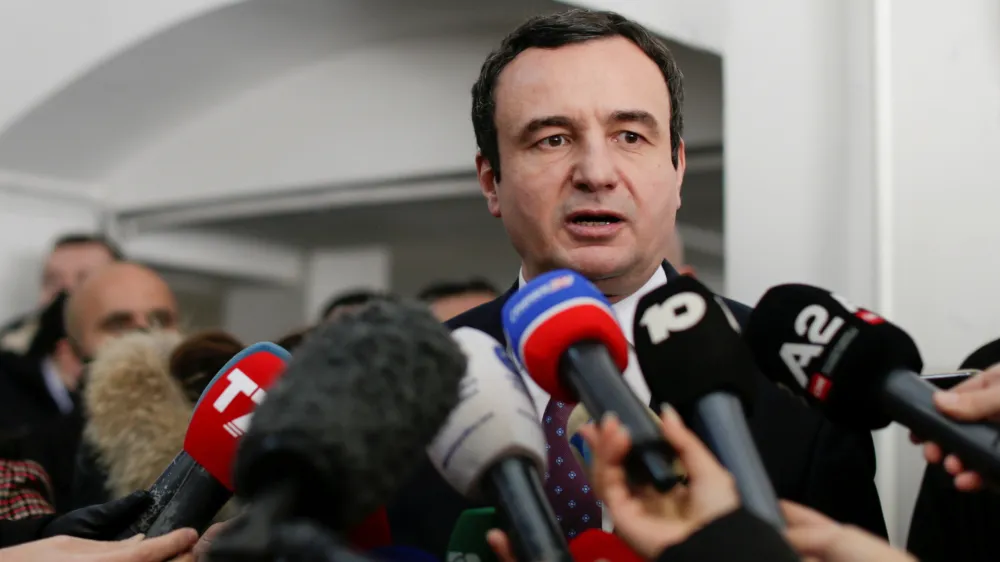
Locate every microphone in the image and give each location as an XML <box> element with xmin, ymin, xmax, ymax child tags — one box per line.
<box><xmin>447</xmin><ymin>507</ymin><xmax>500</xmax><ymax>562</ymax></box>
<box><xmin>428</xmin><ymin>327</ymin><xmax>570</xmax><ymax>562</ymax></box>
<box><xmin>125</xmin><ymin>342</ymin><xmax>290</xmax><ymax>538</ymax></box>
<box><xmin>502</xmin><ymin>269</ymin><xmax>679</xmax><ymax>492</ymax></box>
<box><xmin>567</xmin><ymin>529</ymin><xmax>644</xmax><ymax>562</ymax></box>
<box><xmin>209</xmin><ymin>298</ymin><xmax>467</xmax><ymax>561</ymax></box>
<box><xmin>744</xmin><ymin>284</ymin><xmax>1000</xmax><ymax>485</ymax></box>
<box><xmin>633</xmin><ymin>276</ymin><xmax>784</xmax><ymax>529</ymax></box>
<box><xmin>565</xmin><ymin>403</ymin><xmax>676</xmax><ymax>484</ymax></box>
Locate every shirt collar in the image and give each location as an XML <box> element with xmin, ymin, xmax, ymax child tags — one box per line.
<box><xmin>516</xmin><ymin>265</ymin><xmax>668</xmax><ymax>345</ymax></box>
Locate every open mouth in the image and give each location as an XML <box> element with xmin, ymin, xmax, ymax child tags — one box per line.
<box><xmin>567</xmin><ymin>211</ymin><xmax>624</xmax><ymax>227</ymax></box>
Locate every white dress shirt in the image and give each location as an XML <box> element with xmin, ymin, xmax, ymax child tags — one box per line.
<box><xmin>514</xmin><ymin>266</ymin><xmax>669</xmax><ymax>531</ymax></box>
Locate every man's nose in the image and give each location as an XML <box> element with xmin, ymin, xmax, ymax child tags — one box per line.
<box><xmin>571</xmin><ymin>139</ymin><xmax>619</xmax><ymax>192</ymax></box>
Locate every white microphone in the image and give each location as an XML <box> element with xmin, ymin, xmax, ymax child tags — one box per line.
<box><xmin>427</xmin><ymin>327</ymin><xmax>570</xmax><ymax>562</ymax></box>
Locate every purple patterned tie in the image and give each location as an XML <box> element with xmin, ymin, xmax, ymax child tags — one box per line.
<box><xmin>542</xmin><ymin>399</ymin><xmax>602</xmax><ymax>539</ymax></box>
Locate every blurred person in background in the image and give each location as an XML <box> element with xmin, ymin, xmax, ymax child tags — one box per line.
<box><xmin>63</xmin><ymin>262</ymin><xmax>181</xmax><ymax>510</ymax></box>
<box><xmin>318</xmin><ymin>288</ymin><xmax>387</xmax><ymax>323</ymax></box>
<box><xmin>417</xmin><ymin>278</ymin><xmax>499</xmax><ymax>321</ymax></box>
<box><xmin>0</xmin><ymin>235</ymin><xmax>123</xmax><ymax>434</ymax></box>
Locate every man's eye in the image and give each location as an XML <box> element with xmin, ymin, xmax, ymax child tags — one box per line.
<box><xmin>538</xmin><ymin>135</ymin><xmax>567</xmax><ymax>148</ymax></box>
<box><xmin>617</xmin><ymin>131</ymin><xmax>643</xmax><ymax>144</ymax></box>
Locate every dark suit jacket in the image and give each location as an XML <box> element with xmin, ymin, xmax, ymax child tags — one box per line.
<box><xmin>907</xmin><ymin>463</ymin><xmax>998</xmax><ymax>561</ymax></box>
<box><xmin>387</xmin><ymin>262</ymin><xmax>887</xmax><ymax>557</ymax></box>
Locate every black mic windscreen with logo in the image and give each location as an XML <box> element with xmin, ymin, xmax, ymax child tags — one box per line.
<box><xmin>744</xmin><ymin>284</ymin><xmax>922</xmax><ymax>430</ymax></box>
<box><xmin>633</xmin><ymin>276</ymin><xmax>756</xmax><ymax>415</ymax></box>
<box><xmin>234</xmin><ymin>298</ymin><xmax>466</xmax><ymax>530</ymax></box>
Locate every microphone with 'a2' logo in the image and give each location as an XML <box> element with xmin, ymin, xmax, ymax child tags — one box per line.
<box><xmin>120</xmin><ymin>342</ymin><xmax>290</xmax><ymax>538</ymax></box>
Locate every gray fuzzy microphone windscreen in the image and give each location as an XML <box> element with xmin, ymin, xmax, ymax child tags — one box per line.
<box><xmin>234</xmin><ymin>298</ymin><xmax>466</xmax><ymax>530</ymax></box>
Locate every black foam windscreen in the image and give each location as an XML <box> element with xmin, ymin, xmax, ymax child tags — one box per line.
<box><xmin>234</xmin><ymin>298</ymin><xmax>466</xmax><ymax>530</ymax></box>
<box><xmin>633</xmin><ymin>276</ymin><xmax>756</xmax><ymax>415</ymax></box>
<box><xmin>960</xmin><ymin>338</ymin><xmax>1000</xmax><ymax>370</ymax></box>
<box><xmin>744</xmin><ymin>284</ymin><xmax>923</xmax><ymax>430</ymax></box>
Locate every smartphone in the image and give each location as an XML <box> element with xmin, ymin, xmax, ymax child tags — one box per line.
<box><xmin>921</xmin><ymin>370</ymin><xmax>977</xmax><ymax>390</ymax></box>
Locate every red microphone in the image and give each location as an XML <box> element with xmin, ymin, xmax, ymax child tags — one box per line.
<box><xmin>127</xmin><ymin>342</ymin><xmax>290</xmax><ymax>538</ymax></box>
<box><xmin>568</xmin><ymin>529</ymin><xmax>644</xmax><ymax>562</ymax></box>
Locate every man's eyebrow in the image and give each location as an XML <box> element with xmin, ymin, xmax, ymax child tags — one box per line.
<box><xmin>517</xmin><ymin>115</ymin><xmax>574</xmax><ymax>143</ymax></box>
<box><xmin>609</xmin><ymin>110</ymin><xmax>661</xmax><ymax>134</ymax></box>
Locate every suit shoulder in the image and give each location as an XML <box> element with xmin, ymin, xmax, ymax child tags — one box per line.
<box><xmin>444</xmin><ymin>295</ymin><xmax>509</xmax><ymax>344</ymax></box>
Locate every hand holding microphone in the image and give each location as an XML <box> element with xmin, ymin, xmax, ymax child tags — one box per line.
<box><xmin>487</xmin><ymin>407</ymin><xmax>739</xmax><ymax>561</ymax></box>
<box><xmin>922</xmin><ymin>365</ymin><xmax>1000</xmax><ymax>491</ymax></box>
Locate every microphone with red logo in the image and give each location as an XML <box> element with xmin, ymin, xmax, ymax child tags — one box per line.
<box><xmin>567</xmin><ymin>529</ymin><xmax>644</xmax><ymax>562</ymax></box>
<box><xmin>123</xmin><ymin>342</ymin><xmax>290</xmax><ymax>538</ymax></box>
<box><xmin>744</xmin><ymin>284</ymin><xmax>1000</xmax><ymax>485</ymax></box>
<box><xmin>502</xmin><ymin>269</ymin><xmax>679</xmax><ymax>492</ymax></box>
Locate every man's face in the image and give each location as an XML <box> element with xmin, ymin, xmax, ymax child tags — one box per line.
<box><xmin>479</xmin><ymin>37</ymin><xmax>685</xmax><ymax>291</ymax></box>
<box><xmin>76</xmin><ymin>272</ymin><xmax>179</xmax><ymax>358</ymax></box>
<box><xmin>40</xmin><ymin>244</ymin><xmax>115</xmax><ymax>306</ymax></box>
<box><xmin>429</xmin><ymin>291</ymin><xmax>496</xmax><ymax>322</ymax></box>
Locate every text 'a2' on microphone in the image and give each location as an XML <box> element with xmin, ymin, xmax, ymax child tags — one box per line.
<box><xmin>428</xmin><ymin>327</ymin><xmax>570</xmax><ymax>562</ymax></box>
<box><xmin>744</xmin><ymin>284</ymin><xmax>1000</xmax><ymax>486</ymax></box>
<box><xmin>502</xmin><ymin>269</ymin><xmax>679</xmax><ymax>492</ymax></box>
<box><xmin>209</xmin><ymin>298</ymin><xmax>467</xmax><ymax>561</ymax></box>
<box><xmin>633</xmin><ymin>276</ymin><xmax>784</xmax><ymax>529</ymax></box>
<box><xmin>125</xmin><ymin>342</ymin><xmax>290</xmax><ymax>538</ymax></box>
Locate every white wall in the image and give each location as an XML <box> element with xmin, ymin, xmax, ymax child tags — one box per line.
<box><xmin>303</xmin><ymin>246</ymin><xmax>391</xmax><ymax>321</ymax></box>
<box><xmin>0</xmin><ymin>190</ymin><xmax>101</xmax><ymax>322</ymax></box>
<box><xmin>223</xmin><ymin>284</ymin><xmax>305</xmax><ymax>344</ymax></box>
<box><xmin>0</xmin><ymin>0</ymin><xmax>238</xmax><ymax>136</ymax></box>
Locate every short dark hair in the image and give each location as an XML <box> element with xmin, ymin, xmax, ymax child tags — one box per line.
<box><xmin>471</xmin><ymin>9</ymin><xmax>684</xmax><ymax>182</ymax></box>
<box><xmin>418</xmin><ymin>278</ymin><xmax>499</xmax><ymax>303</ymax></box>
<box><xmin>319</xmin><ymin>289</ymin><xmax>386</xmax><ymax>321</ymax></box>
<box><xmin>53</xmin><ymin>233</ymin><xmax>124</xmax><ymax>261</ymax></box>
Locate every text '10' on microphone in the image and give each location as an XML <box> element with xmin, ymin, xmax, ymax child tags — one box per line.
<box><xmin>502</xmin><ymin>269</ymin><xmax>679</xmax><ymax>492</ymax></box>
<box><xmin>633</xmin><ymin>276</ymin><xmax>784</xmax><ymax>529</ymax></box>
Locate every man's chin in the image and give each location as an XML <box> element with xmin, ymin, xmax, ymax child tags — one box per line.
<box><xmin>558</xmin><ymin>249</ymin><xmax>632</xmax><ymax>281</ymax></box>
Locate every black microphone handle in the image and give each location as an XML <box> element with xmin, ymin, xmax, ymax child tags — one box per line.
<box><xmin>561</xmin><ymin>341</ymin><xmax>680</xmax><ymax>492</ymax></box>
<box><xmin>880</xmin><ymin>369</ymin><xmax>1000</xmax><ymax>485</ymax></box>
<box><xmin>691</xmin><ymin>393</ymin><xmax>785</xmax><ymax>529</ymax></box>
<box><xmin>484</xmin><ymin>456</ymin><xmax>572</xmax><ymax>562</ymax></box>
<box><xmin>118</xmin><ymin>452</ymin><xmax>197</xmax><ymax>539</ymax></box>
<box><xmin>144</xmin><ymin>464</ymin><xmax>232</xmax><ymax>537</ymax></box>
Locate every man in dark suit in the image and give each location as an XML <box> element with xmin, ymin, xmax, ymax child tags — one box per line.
<box><xmin>388</xmin><ymin>9</ymin><xmax>886</xmax><ymax>555</ymax></box>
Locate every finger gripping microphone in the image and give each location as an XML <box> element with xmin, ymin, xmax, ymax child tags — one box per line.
<box><xmin>428</xmin><ymin>327</ymin><xmax>570</xmax><ymax>562</ymax></box>
<box><xmin>745</xmin><ymin>284</ymin><xmax>1000</xmax><ymax>485</ymax></box>
<box><xmin>633</xmin><ymin>276</ymin><xmax>783</xmax><ymax>529</ymax></box>
<box><xmin>502</xmin><ymin>269</ymin><xmax>679</xmax><ymax>492</ymax></box>
<box><xmin>209</xmin><ymin>299</ymin><xmax>466</xmax><ymax>561</ymax></box>
<box><xmin>128</xmin><ymin>342</ymin><xmax>290</xmax><ymax>538</ymax></box>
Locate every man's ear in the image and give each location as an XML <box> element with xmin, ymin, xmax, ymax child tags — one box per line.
<box><xmin>476</xmin><ymin>153</ymin><xmax>501</xmax><ymax>218</ymax></box>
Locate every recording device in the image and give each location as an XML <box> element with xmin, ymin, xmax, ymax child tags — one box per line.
<box><xmin>568</xmin><ymin>529</ymin><xmax>645</xmax><ymax>562</ymax></box>
<box><xmin>428</xmin><ymin>327</ymin><xmax>570</xmax><ymax>562</ymax></box>
<box><xmin>633</xmin><ymin>276</ymin><xmax>784</xmax><ymax>529</ymax></box>
<box><xmin>502</xmin><ymin>269</ymin><xmax>679</xmax><ymax>492</ymax></box>
<box><xmin>565</xmin><ymin>403</ymin><xmax>673</xmax><ymax>483</ymax></box>
<box><xmin>123</xmin><ymin>342</ymin><xmax>290</xmax><ymax>538</ymax></box>
<box><xmin>209</xmin><ymin>299</ymin><xmax>467</xmax><ymax>561</ymax></box>
<box><xmin>744</xmin><ymin>284</ymin><xmax>1000</xmax><ymax>485</ymax></box>
<box><xmin>447</xmin><ymin>507</ymin><xmax>500</xmax><ymax>562</ymax></box>
<box><xmin>960</xmin><ymin>337</ymin><xmax>1000</xmax><ymax>371</ymax></box>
